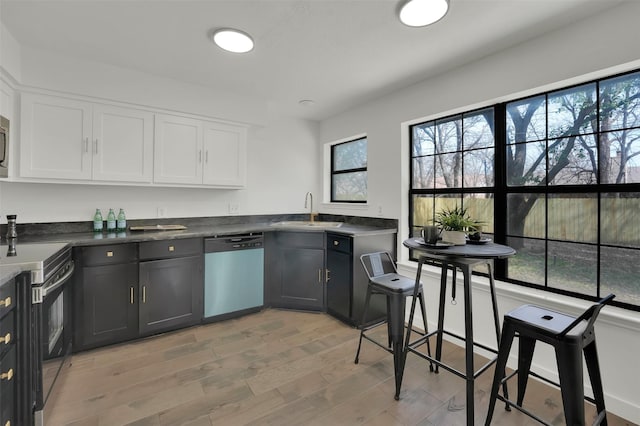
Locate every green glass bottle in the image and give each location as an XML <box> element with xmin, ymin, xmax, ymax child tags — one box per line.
<box><xmin>117</xmin><ymin>208</ymin><xmax>127</xmax><ymax>232</ymax></box>
<box><xmin>93</xmin><ymin>209</ymin><xmax>103</xmax><ymax>233</ymax></box>
<box><xmin>106</xmin><ymin>208</ymin><xmax>116</xmax><ymax>232</ymax></box>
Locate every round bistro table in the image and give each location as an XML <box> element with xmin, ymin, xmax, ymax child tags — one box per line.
<box><xmin>402</xmin><ymin>237</ymin><xmax>516</xmax><ymax>426</ymax></box>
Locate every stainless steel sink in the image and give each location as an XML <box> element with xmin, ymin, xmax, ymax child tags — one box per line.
<box><xmin>269</xmin><ymin>221</ymin><xmax>343</xmax><ymax>228</ymax></box>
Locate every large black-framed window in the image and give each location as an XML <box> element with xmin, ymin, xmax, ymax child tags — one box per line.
<box><xmin>409</xmin><ymin>68</ymin><xmax>640</xmax><ymax>311</ymax></box>
<box><xmin>331</xmin><ymin>136</ymin><xmax>367</xmax><ymax>202</ymax></box>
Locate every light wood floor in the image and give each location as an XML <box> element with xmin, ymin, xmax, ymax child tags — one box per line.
<box><xmin>49</xmin><ymin>309</ymin><xmax>635</xmax><ymax>426</ymax></box>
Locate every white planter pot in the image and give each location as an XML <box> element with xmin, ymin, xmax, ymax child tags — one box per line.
<box><xmin>441</xmin><ymin>230</ymin><xmax>466</xmax><ymax>245</ymax></box>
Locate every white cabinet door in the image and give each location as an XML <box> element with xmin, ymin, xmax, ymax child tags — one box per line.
<box><xmin>153</xmin><ymin>114</ymin><xmax>203</xmax><ymax>184</ymax></box>
<box><xmin>20</xmin><ymin>93</ymin><xmax>92</xmax><ymax>179</ymax></box>
<box><xmin>202</xmin><ymin>121</ymin><xmax>247</xmax><ymax>187</ymax></box>
<box><xmin>92</xmin><ymin>105</ymin><xmax>154</xmax><ymax>182</ymax></box>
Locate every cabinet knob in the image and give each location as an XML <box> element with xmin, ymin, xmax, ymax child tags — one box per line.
<box><xmin>106</xmin><ymin>251</ymin><xmax>114</xmax><ymax>257</ymax></box>
<box><xmin>0</xmin><ymin>368</ymin><xmax>13</xmax><ymax>381</ymax></box>
<box><xmin>0</xmin><ymin>296</ymin><xmax>11</xmax><ymax>308</ymax></box>
<box><xmin>333</xmin><ymin>240</ymin><xmax>339</xmax><ymax>246</ymax></box>
<box><xmin>0</xmin><ymin>333</ymin><xmax>10</xmax><ymax>344</ymax></box>
<box><xmin>168</xmin><ymin>245</ymin><xmax>175</xmax><ymax>252</ymax></box>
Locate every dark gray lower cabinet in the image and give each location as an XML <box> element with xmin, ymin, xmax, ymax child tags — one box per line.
<box><xmin>326</xmin><ymin>232</ymin><xmax>395</xmax><ymax>326</ymax></box>
<box><xmin>74</xmin><ymin>244</ymin><xmax>139</xmax><ymax>350</ymax></box>
<box><xmin>74</xmin><ymin>238</ymin><xmax>203</xmax><ymax>351</ymax></box>
<box><xmin>138</xmin><ymin>255</ymin><xmax>203</xmax><ymax>335</ymax></box>
<box><xmin>265</xmin><ymin>231</ymin><xmax>325</xmax><ymax>311</ymax></box>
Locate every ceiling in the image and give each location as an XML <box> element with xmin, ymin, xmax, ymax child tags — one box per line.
<box><xmin>0</xmin><ymin>0</ymin><xmax>625</xmax><ymax>121</ymax></box>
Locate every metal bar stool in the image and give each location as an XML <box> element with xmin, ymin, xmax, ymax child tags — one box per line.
<box><xmin>354</xmin><ymin>251</ymin><xmax>433</xmax><ymax>400</ymax></box>
<box><xmin>485</xmin><ymin>294</ymin><xmax>615</xmax><ymax>426</ymax></box>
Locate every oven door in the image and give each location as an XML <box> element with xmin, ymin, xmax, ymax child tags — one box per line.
<box><xmin>32</xmin><ymin>260</ymin><xmax>74</xmax><ymax>426</ymax></box>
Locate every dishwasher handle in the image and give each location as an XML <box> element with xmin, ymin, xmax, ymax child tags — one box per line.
<box><xmin>205</xmin><ymin>234</ymin><xmax>264</xmax><ymax>252</ymax></box>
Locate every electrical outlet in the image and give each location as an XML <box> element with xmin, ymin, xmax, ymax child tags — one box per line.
<box><xmin>228</xmin><ymin>203</ymin><xmax>239</xmax><ymax>214</ymax></box>
<box><xmin>157</xmin><ymin>207</ymin><xmax>167</xmax><ymax>218</ymax></box>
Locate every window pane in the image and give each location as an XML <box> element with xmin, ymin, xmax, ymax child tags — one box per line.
<box><xmin>506</xmin><ymin>95</ymin><xmax>546</xmax><ymax>144</ymax></box>
<box><xmin>412</xmin><ymin>157</ymin><xmax>435</xmax><ymax>189</ymax></box>
<box><xmin>334</xmin><ymin>138</ymin><xmax>367</xmax><ymax>171</ymax></box>
<box><xmin>547</xmin><ymin>241</ymin><xmax>597</xmax><ymax>295</ymax></box>
<box><xmin>601</xmin><ymin>192</ymin><xmax>640</xmax><ymax>248</ymax></box>
<box><xmin>412</xmin><ymin>194</ymin><xmax>436</xmax><ymax>233</ymax></box>
<box><xmin>548</xmin><ymin>135</ymin><xmax>597</xmax><ymax>185</ymax></box>
<box><xmin>412</xmin><ymin>122</ymin><xmax>435</xmax><ymax>156</ymax></box>
<box><xmin>463</xmin><ymin>194</ymin><xmax>494</xmax><ymax>233</ymax></box>
<box><xmin>463</xmin><ymin>148</ymin><xmax>494</xmax><ymax>187</ymax></box>
<box><xmin>548</xmin><ymin>193</ymin><xmax>597</xmax><ymax>243</ymax></box>
<box><xmin>599</xmin><ymin>129</ymin><xmax>640</xmax><ymax>184</ymax></box>
<box><xmin>433</xmin><ymin>194</ymin><xmax>462</xmax><ymax>217</ymax></box>
<box><xmin>507</xmin><ymin>193</ymin><xmax>545</xmax><ymax>238</ymax></box>
<box><xmin>506</xmin><ymin>237</ymin><xmax>545</xmax><ymax>285</ymax></box>
<box><xmin>435</xmin><ymin>152</ymin><xmax>462</xmax><ymax>188</ymax></box>
<box><xmin>600</xmin><ymin>71</ymin><xmax>640</xmax><ymax>131</ymax></box>
<box><xmin>436</xmin><ymin>117</ymin><xmax>461</xmax><ymax>153</ymax></box>
<box><xmin>463</xmin><ymin>109</ymin><xmax>494</xmax><ymax>150</ymax></box>
<box><xmin>332</xmin><ymin>171</ymin><xmax>366</xmax><ymax>201</ymax></box>
<box><xmin>548</xmin><ymin>84</ymin><xmax>596</xmax><ymax>138</ymax></box>
<box><xmin>601</xmin><ymin>246</ymin><xmax>640</xmax><ymax>305</ymax></box>
<box><xmin>506</xmin><ymin>142</ymin><xmax>546</xmax><ymax>186</ymax></box>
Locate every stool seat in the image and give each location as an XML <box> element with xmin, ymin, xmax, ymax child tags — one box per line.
<box><xmin>485</xmin><ymin>294</ymin><xmax>615</xmax><ymax>426</ymax></box>
<box><xmin>507</xmin><ymin>305</ymin><xmax>588</xmax><ymax>339</ymax></box>
<box><xmin>369</xmin><ymin>273</ymin><xmax>417</xmax><ymax>293</ymax></box>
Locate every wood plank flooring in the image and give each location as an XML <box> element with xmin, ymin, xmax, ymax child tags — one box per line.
<box><xmin>49</xmin><ymin>309</ymin><xmax>635</xmax><ymax>425</ymax></box>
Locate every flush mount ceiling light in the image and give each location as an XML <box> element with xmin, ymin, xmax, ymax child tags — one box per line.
<box><xmin>399</xmin><ymin>0</ymin><xmax>449</xmax><ymax>27</ymax></box>
<box><xmin>210</xmin><ymin>28</ymin><xmax>254</xmax><ymax>53</ymax></box>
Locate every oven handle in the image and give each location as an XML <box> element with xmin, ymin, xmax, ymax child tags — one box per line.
<box><xmin>42</xmin><ymin>261</ymin><xmax>75</xmax><ymax>298</ymax></box>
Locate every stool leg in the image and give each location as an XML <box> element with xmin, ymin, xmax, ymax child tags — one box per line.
<box><xmin>555</xmin><ymin>342</ymin><xmax>586</xmax><ymax>426</ymax></box>
<box><xmin>418</xmin><ymin>290</ymin><xmax>434</xmax><ymax>372</ymax></box>
<box><xmin>386</xmin><ymin>295</ymin><xmax>392</xmax><ymax>348</ymax></box>
<box><xmin>388</xmin><ymin>293</ymin><xmax>406</xmax><ymax>401</ymax></box>
<box><xmin>516</xmin><ymin>336</ymin><xmax>536</xmax><ymax>406</ymax></box>
<box><xmin>354</xmin><ymin>285</ymin><xmax>373</xmax><ymax>364</ymax></box>
<box><xmin>485</xmin><ymin>319</ymin><xmax>516</xmax><ymax>425</ymax></box>
<box><xmin>461</xmin><ymin>263</ymin><xmax>475</xmax><ymax>426</ymax></box>
<box><xmin>584</xmin><ymin>339</ymin><xmax>607</xmax><ymax>426</ymax></box>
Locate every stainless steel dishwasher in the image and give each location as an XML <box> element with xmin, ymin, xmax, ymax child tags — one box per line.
<box><xmin>204</xmin><ymin>233</ymin><xmax>264</xmax><ymax>321</ymax></box>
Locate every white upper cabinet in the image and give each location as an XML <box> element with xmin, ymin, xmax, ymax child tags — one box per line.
<box><xmin>202</xmin><ymin>121</ymin><xmax>247</xmax><ymax>187</ymax></box>
<box><xmin>92</xmin><ymin>104</ymin><xmax>153</xmax><ymax>182</ymax></box>
<box><xmin>20</xmin><ymin>93</ymin><xmax>154</xmax><ymax>183</ymax></box>
<box><xmin>20</xmin><ymin>92</ymin><xmax>247</xmax><ymax>188</ymax></box>
<box><xmin>20</xmin><ymin>93</ymin><xmax>92</xmax><ymax>180</ymax></box>
<box><xmin>155</xmin><ymin>114</ymin><xmax>247</xmax><ymax>187</ymax></box>
<box><xmin>153</xmin><ymin>114</ymin><xmax>203</xmax><ymax>185</ymax></box>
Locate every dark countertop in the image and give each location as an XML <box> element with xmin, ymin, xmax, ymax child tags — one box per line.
<box><xmin>12</xmin><ymin>221</ymin><xmax>397</xmax><ymax>247</ymax></box>
<box><xmin>0</xmin><ymin>265</ymin><xmax>22</xmax><ymax>286</ymax></box>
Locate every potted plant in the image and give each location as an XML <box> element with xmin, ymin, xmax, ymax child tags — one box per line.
<box><xmin>434</xmin><ymin>206</ymin><xmax>481</xmax><ymax>245</ymax></box>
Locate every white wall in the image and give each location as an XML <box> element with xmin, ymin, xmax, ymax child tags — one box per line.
<box><xmin>320</xmin><ymin>2</ymin><xmax>640</xmax><ymax>422</ymax></box>
<box><xmin>0</xmin><ymin>35</ymin><xmax>320</xmax><ymax>223</ymax></box>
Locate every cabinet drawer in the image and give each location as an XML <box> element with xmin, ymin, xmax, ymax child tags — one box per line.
<box><xmin>139</xmin><ymin>238</ymin><xmax>202</xmax><ymax>260</ymax></box>
<box><xmin>0</xmin><ymin>280</ymin><xmax>15</xmax><ymax>321</ymax></box>
<box><xmin>83</xmin><ymin>244</ymin><xmax>138</xmax><ymax>266</ymax></box>
<box><xmin>277</xmin><ymin>232</ymin><xmax>324</xmax><ymax>249</ymax></box>
<box><xmin>0</xmin><ymin>311</ymin><xmax>14</xmax><ymax>359</ymax></box>
<box><xmin>327</xmin><ymin>234</ymin><xmax>352</xmax><ymax>254</ymax></box>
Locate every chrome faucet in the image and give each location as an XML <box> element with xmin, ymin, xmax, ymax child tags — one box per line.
<box><xmin>304</xmin><ymin>192</ymin><xmax>316</xmax><ymax>222</ymax></box>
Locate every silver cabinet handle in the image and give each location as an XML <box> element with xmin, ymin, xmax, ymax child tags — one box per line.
<box><xmin>130</xmin><ymin>287</ymin><xmax>135</xmax><ymax>304</ymax></box>
<box><xmin>205</xmin><ymin>150</ymin><xmax>209</xmax><ymax>164</ymax></box>
<box><xmin>326</xmin><ymin>269</ymin><xmax>331</xmax><ymax>282</ymax></box>
<box><xmin>84</xmin><ymin>137</ymin><xmax>89</xmax><ymax>153</ymax></box>
<box><xmin>94</xmin><ymin>139</ymin><xmax>99</xmax><ymax>154</ymax></box>
<box><xmin>198</xmin><ymin>150</ymin><xmax>202</xmax><ymax>163</ymax></box>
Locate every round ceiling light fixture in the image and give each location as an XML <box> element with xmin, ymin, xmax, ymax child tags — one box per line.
<box><xmin>398</xmin><ymin>0</ymin><xmax>449</xmax><ymax>27</ymax></box>
<box><xmin>210</xmin><ymin>28</ymin><xmax>254</xmax><ymax>53</ymax></box>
